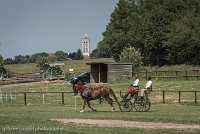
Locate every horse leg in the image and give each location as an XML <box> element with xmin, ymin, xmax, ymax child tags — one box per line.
<box><xmin>80</xmin><ymin>100</ymin><xmax>86</xmax><ymax>113</ymax></box>
<box><xmin>105</xmin><ymin>97</ymin><xmax>115</xmax><ymax>111</ymax></box>
<box><xmin>72</xmin><ymin>85</ymin><xmax>78</xmax><ymax>96</ymax></box>
<box><xmin>86</xmin><ymin>100</ymin><xmax>96</xmax><ymax>111</ymax></box>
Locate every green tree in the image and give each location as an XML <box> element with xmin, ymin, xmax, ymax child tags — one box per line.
<box><xmin>55</xmin><ymin>51</ymin><xmax>67</xmax><ymax>61</ymax></box>
<box><xmin>141</xmin><ymin>4</ymin><xmax>172</xmax><ymax>66</ymax></box>
<box><xmin>90</xmin><ymin>48</ymin><xmax>111</xmax><ymax>59</ymax></box>
<box><xmin>0</xmin><ymin>55</ymin><xmax>6</xmax><ymax>74</ymax></box>
<box><xmin>36</xmin><ymin>56</ymin><xmax>48</xmax><ymax>71</ymax></box>
<box><xmin>98</xmin><ymin>0</ymin><xmax>131</xmax><ymax>61</ymax></box>
<box><xmin>4</xmin><ymin>58</ymin><xmax>14</xmax><ymax>64</ymax></box>
<box><xmin>30</xmin><ymin>52</ymin><xmax>48</xmax><ymax>63</ymax></box>
<box><xmin>119</xmin><ymin>47</ymin><xmax>143</xmax><ymax>67</ymax></box>
<box><xmin>13</xmin><ymin>55</ymin><xmax>29</xmax><ymax>64</ymax></box>
<box><xmin>165</xmin><ymin>11</ymin><xmax>200</xmax><ymax>65</ymax></box>
<box><xmin>75</xmin><ymin>49</ymin><xmax>84</xmax><ymax>60</ymax></box>
<box><xmin>98</xmin><ymin>0</ymin><xmax>200</xmax><ymax>65</ymax></box>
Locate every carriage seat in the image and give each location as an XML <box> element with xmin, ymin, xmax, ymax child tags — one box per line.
<box><xmin>146</xmin><ymin>85</ymin><xmax>153</xmax><ymax>94</ymax></box>
<box><xmin>130</xmin><ymin>90</ymin><xmax>139</xmax><ymax>98</ymax></box>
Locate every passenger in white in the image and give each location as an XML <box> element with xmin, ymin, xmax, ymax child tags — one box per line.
<box><xmin>141</xmin><ymin>76</ymin><xmax>152</xmax><ymax>98</ymax></box>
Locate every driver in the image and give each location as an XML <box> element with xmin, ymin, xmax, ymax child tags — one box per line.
<box><xmin>123</xmin><ymin>74</ymin><xmax>139</xmax><ymax>98</ymax></box>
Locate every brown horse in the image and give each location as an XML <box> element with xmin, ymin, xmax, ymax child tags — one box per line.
<box><xmin>73</xmin><ymin>82</ymin><xmax>119</xmax><ymax>112</ymax></box>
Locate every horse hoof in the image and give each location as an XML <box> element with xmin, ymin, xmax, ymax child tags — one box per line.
<box><xmin>80</xmin><ymin>110</ymin><xmax>84</xmax><ymax>113</ymax></box>
<box><xmin>111</xmin><ymin>107</ymin><xmax>115</xmax><ymax>112</ymax></box>
<box><xmin>93</xmin><ymin>109</ymin><xmax>97</xmax><ymax>112</ymax></box>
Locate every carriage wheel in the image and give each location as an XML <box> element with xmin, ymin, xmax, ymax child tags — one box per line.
<box><xmin>133</xmin><ymin>97</ymin><xmax>151</xmax><ymax>112</ymax></box>
<box><xmin>119</xmin><ymin>99</ymin><xmax>133</xmax><ymax>112</ymax></box>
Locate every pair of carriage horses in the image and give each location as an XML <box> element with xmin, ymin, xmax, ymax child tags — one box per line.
<box><xmin>72</xmin><ymin>81</ymin><xmax>151</xmax><ymax>112</ymax></box>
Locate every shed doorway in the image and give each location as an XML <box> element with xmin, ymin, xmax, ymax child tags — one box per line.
<box><xmin>90</xmin><ymin>63</ymin><xmax>107</xmax><ymax>83</ymax></box>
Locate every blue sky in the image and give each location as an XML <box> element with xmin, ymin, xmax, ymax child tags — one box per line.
<box><xmin>0</xmin><ymin>0</ymin><xmax>118</xmax><ymax>59</ymax></box>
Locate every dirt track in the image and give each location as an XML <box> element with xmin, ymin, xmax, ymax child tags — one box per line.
<box><xmin>52</xmin><ymin>118</ymin><xmax>200</xmax><ymax>131</ymax></box>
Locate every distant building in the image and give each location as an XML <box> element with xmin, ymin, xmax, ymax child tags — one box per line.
<box><xmin>81</xmin><ymin>33</ymin><xmax>90</xmax><ymax>59</ymax></box>
<box><xmin>48</xmin><ymin>53</ymin><xmax>55</xmax><ymax>58</ymax></box>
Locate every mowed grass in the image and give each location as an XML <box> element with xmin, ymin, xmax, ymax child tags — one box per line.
<box><xmin>1</xmin><ymin>59</ymin><xmax>200</xmax><ymax>133</ymax></box>
<box><xmin>0</xmin><ymin>79</ymin><xmax>200</xmax><ymax>134</ymax></box>
<box><xmin>4</xmin><ymin>58</ymin><xmax>114</xmax><ymax>74</ymax></box>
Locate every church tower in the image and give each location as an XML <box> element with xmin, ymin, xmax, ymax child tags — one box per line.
<box><xmin>81</xmin><ymin>33</ymin><xmax>90</xmax><ymax>58</ymax></box>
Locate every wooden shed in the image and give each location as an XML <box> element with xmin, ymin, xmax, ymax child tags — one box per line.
<box><xmin>86</xmin><ymin>62</ymin><xmax>133</xmax><ymax>83</ymax></box>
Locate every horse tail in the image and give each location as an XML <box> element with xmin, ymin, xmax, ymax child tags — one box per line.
<box><xmin>109</xmin><ymin>88</ymin><xmax>119</xmax><ymax>105</ymax></box>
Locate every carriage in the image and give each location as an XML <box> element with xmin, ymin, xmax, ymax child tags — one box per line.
<box><xmin>119</xmin><ymin>91</ymin><xmax>151</xmax><ymax>112</ymax></box>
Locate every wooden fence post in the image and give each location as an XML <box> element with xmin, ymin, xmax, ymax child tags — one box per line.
<box><xmin>145</xmin><ymin>70</ymin><xmax>148</xmax><ymax>80</ymax></box>
<box><xmin>164</xmin><ymin>70</ymin><xmax>167</xmax><ymax>76</ymax></box>
<box><xmin>196</xmin><ymin>70</ymin><xmax>199</xmax><ymax>80</ymax></box>
<box><xmin>61</xmin><ymin>92</ymin><xmax>65</xmax><ymax>105</ymax></box>
<box><xmin>155</xmin><ymin>71</ymin><xmax>157</xmax><ymax>78</ymax></box>
<box><xmin>186</xmin><ymin>70</ymin><xmax>188</xmax><ymax>80</ymax></box>
<box><xmin>178</xmin><ymin>91</ymin><xmax>181</xmax><ymax>103</ymax></box>
<box><xmin>24</xmin><ymin>92</ymin><xmax>27</xmax><ymax>105</ymax></box>
<box><xmin>162</xmin><ymin>91</ymin><xmax>165</xmax><ymax>103</ymax></box>
<box><xmin>99</xmin><ymin>98</ymin><xmax>102</xmax><ymax>104</ymax></box>
<box><xmin>175</xmin><ymin>71</ymin><xmax>178</xmax><ymax>77</ymax></box>
<box><xmin>195</xmin><ymin>91</ymin><xmax>197</xmax><ymax>104</ymax></box>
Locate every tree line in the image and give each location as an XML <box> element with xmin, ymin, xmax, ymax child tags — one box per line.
<box><xmin>3</xmin><ymin>49</ymin><xmax>84</xmax><ymax>65</ymax></box>
<box><xmin>0</xmin><ymin>49</ymin><xmax>84</xmax><ymax>75</ymax></box>
<box><xmin>93</xmin><ymin>0</ymin><xmax>200</xmax><ymax>66</ymax></box>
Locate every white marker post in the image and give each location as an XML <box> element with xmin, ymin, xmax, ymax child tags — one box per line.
<box><xmin>42</xmin><ymin>94</ymin><xmax>45</xmax><ymax>104</ymax></box>
<box><xmin>74</xmin><ymin>96</ymin><xmax>77</xmax><ymax>111</ymax></box>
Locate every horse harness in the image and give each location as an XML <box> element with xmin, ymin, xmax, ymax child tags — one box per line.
<box><xmin>80</xmin><ymin>87</ymin><xmax>93</xmax><ymax>99</ymax></box>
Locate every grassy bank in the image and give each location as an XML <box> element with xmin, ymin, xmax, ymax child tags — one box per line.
<box><xmin>4</xmin><ymin>58</ymin><xmax>114</xmax><ymax>74</ymax></box>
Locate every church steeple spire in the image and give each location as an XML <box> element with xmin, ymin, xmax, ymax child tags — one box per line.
<box><xmin>81</xmin><ymin>33</ymin><xmax>90</xmax><ymax>58</ymax></box>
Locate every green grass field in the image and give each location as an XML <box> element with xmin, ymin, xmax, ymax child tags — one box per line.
<box><xmin>0</xmin><ymin>78</ymin><xmax>200</xmax><ymax>134</ymax></box>
<box><xmin>4</xmin><ymin>58</ymin><xmax>114</xmax><ymax>74</ymax></box>
<box><xmin>1</xmin><ymin>58</ymin><xmax>200</xmax><ymax>133</ymax></box>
